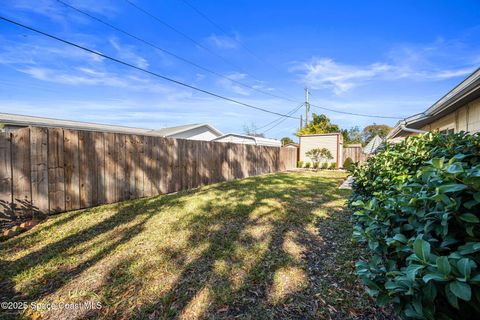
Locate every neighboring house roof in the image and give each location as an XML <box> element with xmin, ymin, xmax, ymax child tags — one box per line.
<box><xmin>387</xmin><ymin>67</ymin><xmax>480</xmax><ymax>139</ymax></box>
<box><xmin>363</xmin><ymin>135</ymin><xmax>383</xmax><ymax>154</ymax></box>
<box><xmin>152</xmin><ymin>123</ymin><xmax>223</xmax><ymax>137</ymax></box>
<box><xmin>0</xmin><ymin>112</ymin><xmax>154</xmax><ymax>135</ymax></box>
<box><xmin>213</xmin><ymin>133</ymin><xmax>282</xmax><ymax>147</ymax></box>
<box><xmin>0</xmin><ymin>113</ymin><xmax>224</xmax><ymax>140</ymax></box>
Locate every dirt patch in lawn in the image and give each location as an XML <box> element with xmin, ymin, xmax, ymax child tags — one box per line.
<box><xmin>0</xmin><ymin>171</ymin><xmax>396</xmax><ymax>319</ymax></box>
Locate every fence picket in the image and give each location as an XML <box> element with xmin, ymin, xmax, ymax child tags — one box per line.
<box><xmin>30</xmin><ymin>127</ymin><xmax>49</xmax><ymax>214</ymax></box>
<box><xmin>1</xmin><ymin>126</ymin><xmax>297</xmax><ymax>218</ymax></box>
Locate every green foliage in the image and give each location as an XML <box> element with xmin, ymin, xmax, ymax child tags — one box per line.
<box><xmin>350</xmin><ymin>132</ymin><xmax>480</xmax><ymax>319</ymax></box>
<box><xmin>305</xmin><ymin>162</ymin><xmax>311</xmax><ymax>169</ymax></box>
<box><xmin>313</xmin><ymin>161</ymin><xmax>319</xmax><ymax>169</ymax></box>
<box><xmin>342</xmin><ymin>126</ymin><xmax>363</xmax><ymax>145</ymax></box>
<box><xmin>329</xmin><ymin>162</ymin><xmax>336</xmax><ymax>170</ymax></box>
<box><xmin>321</xmin><ymin>162</ymin><xmax>328</xmax><ymax>169</ymax></box>
<box><xmin>343</xmin><ymin>157</ymin><xmax>354</xmax><ymax>171</ymax></box>
<box><xmin>362</xmin><ymin>124</ymin><xmax>392</xmax><ymax>144</ymax></box>
<box><xmin>342</xmin><ymin>124</ymin><xmax>391</xmax><ymax>146</ymax></box>
<box><xmin>306</xmin><ymin>148</ymin><xmax>333</xmax><ymax>163</ymax></box>
<box><xmin>296</xmin><ymin>113</ymin><xmax>340</xmax><ymax>136</ymax></box>
<box><xmin>281</xmin><ymin>137</ymin><xmax>294</xmax><ymax>146</ymax></box>
<box><xmin>297</xmin><ymin>161</ymin><xmax>304</xmax><ymax>168</ymax></box>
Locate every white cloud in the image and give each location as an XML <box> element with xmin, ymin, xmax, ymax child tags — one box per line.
<box><xmin>206</xmin><ymin>34</ymin><xmax>240</xmax><ymax>49</ymax></box>
<box><xmin>292</xmin><ymin>58</ymin><xmax>393</xmax><ymax>94</ymax></box>
<box><xmin>17</xmin><ymin>66</ymin><xmax>171</xmax><ymax>93</ymax></box>
<box><xmin>6</xmin><ymin>0</ymin><xmax>118</xmax><ymax>23</ymax></box>
<box><xmin>0</xmin><ymin>36</ymin><xmax>166</xmax><ymax>92</ymax></box>
<box><xmin>217</xmin><ymin>72</ymin><xmax>251</xmax><ymax>95</ymax></box>
<box><xmin>292</xmin><ymin>37</ymin><xmax>480</xmax><ymax>95</ymax></box>
<box><xmin>109</xmin><ymin>38</ymin><xmax>149</xmax><ymax>69</ymax></box>
<box><xmin>292</xmin><ymin>57</ymin><xmax>477</xmax><ymax>95</ymax></box>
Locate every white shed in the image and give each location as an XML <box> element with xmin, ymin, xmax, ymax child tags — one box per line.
<box><xmin>299</xmin><ymin>133</ymin><xmax>343</xmax><ymax>168</ymax></box>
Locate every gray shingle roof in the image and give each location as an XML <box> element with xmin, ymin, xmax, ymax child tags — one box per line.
<box><xmin>363</xmin><ymin>135</ymin><xmax>383</xmax><ymax>154</ymax></box>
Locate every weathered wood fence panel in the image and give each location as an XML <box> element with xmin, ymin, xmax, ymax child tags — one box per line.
<box><xmin>343</xmin><ymin>145</ymin><xmax>366</xmax><ymax>165</ymax></box>
<box><xmin>0</xmin><ymin>127</ymin><xmax>296</xmax><ymax>217</ymax></box>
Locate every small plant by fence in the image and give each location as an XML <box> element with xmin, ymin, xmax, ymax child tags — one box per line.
<box><xmin>343</xmin><ymin>145</ymin><xmax>366</xmax><ymax>165</ymax></box>
<box><xmin>0</xmin><ymin>127</ymin><xmax>296</xmax><ymax>220</ymax></box>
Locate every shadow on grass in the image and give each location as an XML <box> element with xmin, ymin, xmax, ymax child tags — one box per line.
<box><xmin>0</xmin><ymin>171</ymin><xmax>387</xmax><ymax>320</ymax></box>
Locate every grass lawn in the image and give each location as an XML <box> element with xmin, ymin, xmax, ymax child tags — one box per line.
<box><xmin>0</xmin><ymin>171</ymin><xmax>393</xmax><ymax>319</ymax></box>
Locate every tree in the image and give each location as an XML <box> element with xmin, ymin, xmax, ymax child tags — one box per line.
<box><xmin>296</xmin><ymin>113</ymin><xmax>340</xmax><ymax>136</ymax></box>
<box><xmin>305</xmin><ymin>148</ymin><xmax>333</xmax><ymax>163</ymax></box>
<box><xmin>243</xmin><ymin>123</ymin><xmax>265</xmax><ymax>138</ymax></box>
<box><xmin>281</xmin><ymin>137</ymin><xmax>294</xmax><ymax>146</ymax></box>
<box><xmin>341</xmin><ymin>126</ymin><xmax>362</xmax><ymax>145</ymax></box>
<box><xmin>361</xmin><ymin>124</ymin><xmax>391</xmax><ymax>144</ymax></box>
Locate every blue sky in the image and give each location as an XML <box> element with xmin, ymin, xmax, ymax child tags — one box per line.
<box><xmin>1</xmin><ymin>0</ymin><xmax>480</xmax><ymax>139</ymax></box>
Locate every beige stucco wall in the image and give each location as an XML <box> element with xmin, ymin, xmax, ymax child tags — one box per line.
<box><xmin>420</xmin><ymin>97</ymin><xmax>480</xmax><ymax>134</ymax></box>
<box><xmin>299</xmin><ymin>134</ymin><xmax>341</xmax><ymax>166</ymax></box>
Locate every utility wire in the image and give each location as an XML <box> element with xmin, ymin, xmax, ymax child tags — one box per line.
<box><xmin>125</xmin><ymin>0</ymin><xmax>298</xmax><ymax>102</ymax></box>
<box><xmin>124</xmin><ymin>0</ymin><xmax>248</xmax><ymax>73</ymax></box>
<box><xmin>0</xmin><ymin>16</ymin><xmax>299</xmax><ymax>119</ymax></box>
<box><xmin>256</xmin><ymin>103</ymin><xmax>303</xmax><ymax>131</ymax></box>
<box><xmin>124</xmin><ymin>1</ymin><xmax>405</xmax><ymax>120</ymax></box>
<box><xmin>261</xmin><ymin>103</ymin><xmax>304</xmax><ymax>133</ymax></box>
<box><xmin>179</xmin><ymin>0</ymin><xmax>285</xmax><ymax>75</ymax></box>
<box><xmin>56</xmin><ymin>0</ymin><xmax>297</xmax><ymax>102</ymax></box>
<box><xmin>310</xmin><ymin>104</ymin><xmax>404</xmax><ymax>120</ymax></box>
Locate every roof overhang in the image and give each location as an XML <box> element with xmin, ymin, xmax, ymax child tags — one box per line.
<box><xmin>213</xmin><ymin>133</ymin><xmax>257</xmax><ymax>142</ymax></box>
<box><xmin>387</xmin><ymin>67</ymin><xmax>480</xmax><ymax>139</ymax></box>
<box><xmin>0</xmin><ymin>112</ymin><xmax>154</xmax><ymax>135</ymax></box>
<box><xmin>157</xmin><ymin>123</ymin><xmax>223</xmax><ymax>137</ymax></box>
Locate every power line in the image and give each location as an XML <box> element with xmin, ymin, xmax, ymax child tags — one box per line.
<box><xmin>256</xmin><ymin>103</ymin><xmax>303</xmax><ymax>131</ymax></box>
<box><xmin>101</xmin><ymin>0</ymin><xmax>403</xmax><ymax>120</ymax></box>
<box><xmin>0</xmin><ymin>16</ymin><xmax>300</xmax><ymax>120</ymax></box>
<box><xmin>310</xmin><ymin>104</ymin><xmax>404</xmax><ymax>120</ymax></box>
<box><xmin>124</xmin><ymin>0</ymin><xmax>248</xmax><ymax>73</ymax></box>
<box><xmin>261</xmin><ymin>103</ymin><xmax>304</xmax><ymax>133</ymax></box>
<box><xmin>179</xmin><ymin>0</ymin><xmax>286</xmax><ymax>75</ymax></box>
<box><xmin>56</xmin><ymin>0</ymin><xmax>297</xmax><ymax>102</ymax></box>
<box><xmin>124</xmin><ymin>0</ymin><xmax>298</xmax><ymax>103</ymax></box>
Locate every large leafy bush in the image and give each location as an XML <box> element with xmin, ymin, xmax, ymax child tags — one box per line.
<box><xmin>350</xmin><ymin>132</ymin><xmax>480</xmax><ymax>319</ymax></box>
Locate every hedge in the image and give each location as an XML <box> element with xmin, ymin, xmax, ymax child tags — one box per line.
<box><xmin>349</xmin><ymin>132</ymin><xmax>480</xmax><ymax>319</ymax></box>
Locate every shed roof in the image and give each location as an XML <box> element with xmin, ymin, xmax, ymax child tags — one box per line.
<box><xmin>299</xmin><ymin>132</ymin><xmax>341</xmax><ymax>137</ymax></box>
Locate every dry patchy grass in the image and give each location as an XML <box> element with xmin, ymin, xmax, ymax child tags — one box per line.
<box><xmin>0</xmin><ymin>171</ymin><xmax>394</xmax><ymax>319</ymax></box>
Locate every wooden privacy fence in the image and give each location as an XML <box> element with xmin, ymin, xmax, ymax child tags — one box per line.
<box><xmin>343</xmin><ymin>145</ymin><xmax>366</xmax><ymax>165</ymax></box>
<box><xmin>0</xmin><ymin>127</ymin><xmax>296</xmax><ymax>218</ymax></box>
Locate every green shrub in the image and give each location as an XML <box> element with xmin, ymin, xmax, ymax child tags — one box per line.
<box><xmin>321</xmin><ymin>162</ymin><xmax>328</xmax><ymax>169</ymax></box>
<box><xmin>305</xmin><ymin>162</ymin><xmax>311</xmax><ymax>168</ymax></box>
<box><xmin>305</xmin><ymin>147</ymin><xmax>334</xmax><ymax>163</ymax></box>
<box><xmin>297</xmin><ymin>161</ymin><xmax>304</xmax><ymax>168</ymax></box>
<box><xmin>350</xmin><ymin>132</ymin><xmax>480</xmax><ymax>319</ymax></box>
<box><xmin>329</xmin><ymin>162</ymin><xmax>336</xmax><ymax>170</ymax></box>
<box><xmin>343</xmin><ymin>157</ymin><xmax>354</xmax><ymax>172</ymax></box>
<box><xmin>313</xmin><ymin>161</ymin><xmax>319</xmax><ymax>169</ymax></box>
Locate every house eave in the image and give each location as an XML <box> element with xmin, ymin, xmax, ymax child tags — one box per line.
<box><xmin>387</xmin><ymin>67</ymin><xmax>480</xmax><ymax>139</ymax></box>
